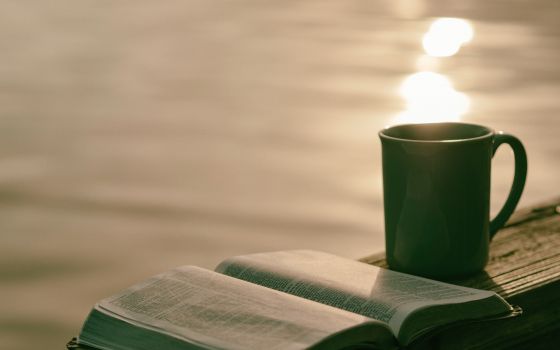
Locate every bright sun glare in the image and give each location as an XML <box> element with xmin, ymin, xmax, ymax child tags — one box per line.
<box><xmin>422</xmin><ymin>18</ymin><xmax>474</xmax><ymax>57</ymax></box>
<box><xmin>392</xmin><ymin>18</ymin><xmax>474</xmax><ymax>125</ymax></box>
<box><xmin>394</xmin><ymin>71</ymin><xmax>470</xmax><ymax>124</ymax></box>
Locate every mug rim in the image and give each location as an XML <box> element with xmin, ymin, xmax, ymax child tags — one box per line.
<box><xmin>379</xmin><ymin>122</ymin><xmax>494</xmax><ymax>143</ymax></box>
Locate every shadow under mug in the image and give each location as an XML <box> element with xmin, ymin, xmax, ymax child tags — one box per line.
<box><xmin>379</xmin><ymin>122</ymin><xmax>527</xmax><ymax>279</ymax></box>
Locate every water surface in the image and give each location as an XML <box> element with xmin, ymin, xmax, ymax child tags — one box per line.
<box><xmin>1</xmin><ymin>1</ymin><xmax>559</xmax><ymax>348</ymax></box>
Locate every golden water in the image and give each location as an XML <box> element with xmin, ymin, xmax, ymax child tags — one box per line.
<box><xmin>1</xmin><ymin>1</ymin><xmax>559</xmax><ymax>348</ymax></box>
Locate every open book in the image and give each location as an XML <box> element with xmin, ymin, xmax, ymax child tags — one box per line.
<box><xmin>75</xmin><ymin>250</ymin><xmax>519</xmax><ymax>350</ymax></box>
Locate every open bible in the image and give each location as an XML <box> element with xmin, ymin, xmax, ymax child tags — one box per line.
<box><xmin>74</xmin><ymin>250</ymin><xmax>519</xmax><ymax>350</ymax></box>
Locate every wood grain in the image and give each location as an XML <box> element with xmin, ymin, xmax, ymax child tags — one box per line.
<box><xmin>360</xmin><ymin>197</ymin><xmax>560</xmax><ymax>349</ymax></box>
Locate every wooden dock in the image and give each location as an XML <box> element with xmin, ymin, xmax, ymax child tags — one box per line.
<box><xmin>362</xmin><ymin>197</ymin><xmax>560</xmax><ymax>349</ymax></box>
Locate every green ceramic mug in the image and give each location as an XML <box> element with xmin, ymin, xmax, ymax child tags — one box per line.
<box><xmin>379</xmin><ymin>122</ymin><xmax>527</xmax><ymax>279</ymax></box>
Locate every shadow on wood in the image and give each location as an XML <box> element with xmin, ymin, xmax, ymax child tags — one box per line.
<box><xmin>361</xmin><ymin>197</ymin><xmax>560</xmax><ymax>349</ymax></box>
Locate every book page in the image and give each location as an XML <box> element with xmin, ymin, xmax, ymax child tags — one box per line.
<box><xmin>215</xmin><ymin>250</ymin><xmax>505</xmax><ymax>337</ymax></box>
<box><xmin>93</xmin><ymin>266</ymin><xmax>392</xmax><ymax>350</ymax></box>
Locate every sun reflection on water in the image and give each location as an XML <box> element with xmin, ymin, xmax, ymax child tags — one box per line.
<box><xmin>423</xmin><ymin>18</ymin><xmax>474</xmax><ymax>57</ymax></box>
<box><xmin>393</xmin><ymin>18</ymin><xmax>474</xmax><ymax>125</ymax></box>
<box><xmin>394</xmin><ymin>72</ymin><xmax>470</xmax><ymax>124</ymax></box>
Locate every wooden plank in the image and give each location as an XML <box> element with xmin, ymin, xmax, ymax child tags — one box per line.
<box><xmin>360</xmin><ymin>197</ymin><xmax>560</xmax><ymax>349</ymax></box>
<box><xmin>360</xmin><ymin>197</ymin><xmax>560</xmax><ymax>295</ymax></box>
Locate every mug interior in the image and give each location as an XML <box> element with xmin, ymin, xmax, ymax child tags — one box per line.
<box><xmin>380</xmin><ymin>122</ymin><xmax>493</xmax><ymax>142</ymax></box>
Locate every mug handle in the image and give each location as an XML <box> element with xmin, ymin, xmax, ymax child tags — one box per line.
<box><xmin>489</xmin><ymin>132</ymin><xmax>528</xmax><ymax>239</ymax></box>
